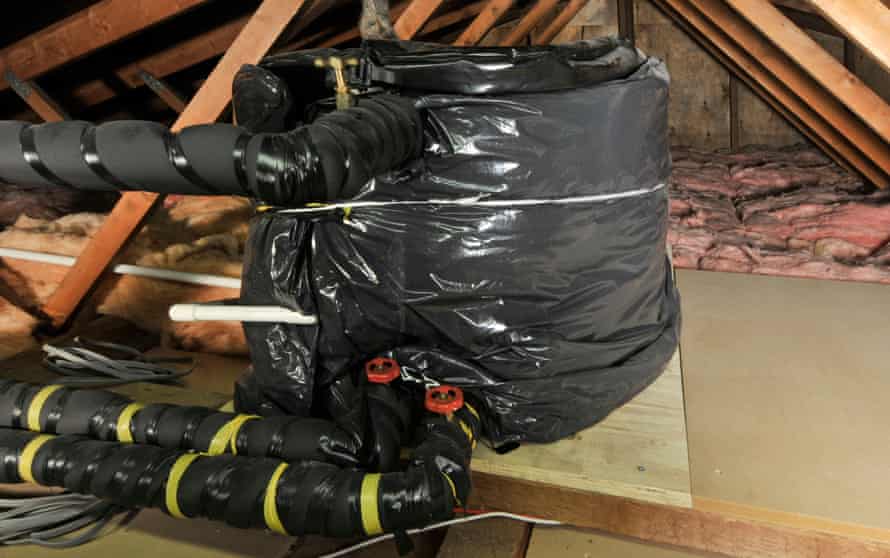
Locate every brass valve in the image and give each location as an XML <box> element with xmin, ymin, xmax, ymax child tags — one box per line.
<box><xmin>314</xmin><ymin>56</ymin><xmax>360</xmax><ymax>110</ymax></box>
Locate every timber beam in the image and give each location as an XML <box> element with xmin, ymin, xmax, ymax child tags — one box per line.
<box><xmin>0</xmin><ymin>0</ymin><xmax>210</xmax><ymax>91</ymax></box>
<box><xmin>654</xmin><ymin>0</ymin><xmax>890</xmax><ymax>188</ymax></box>
<box><xmin>394</xmin><ymin>0</ymin><xmax>448</xmax><ymax>39</ymax></box>
<box><xmin>472</xmin><ymin>473</ymin><xmax>890</xmax><ymax>558</ymax></box>
<box><xmin>501</xmin><ymin>0</ymin><xmax>560</xmax><ymax>45</ymax></box>
<box><xmin>534</xmin><ymin>0</ymin><xmax>590</xmax><ymax>45</ymax></box>
<box><xmin>40</xmin><ymin>0</ymin><xmax>310</xmax><ymax>329</ymax></box>
<box><xmin>807</xmin><ymin>0</ymin><xmax>890</xmax><ymax>74</ymax></box>
<box><xmin>454</xmin><ymin>0</ymin><xmax>516</xmax><ymax>46</ymax></box>
<box><xmin>4</xmin><ymin>71</ymin><xmax>69</xmax><ymax>122</ymax></box>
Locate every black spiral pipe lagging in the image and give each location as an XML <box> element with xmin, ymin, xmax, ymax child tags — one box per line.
<box><xmin>0</xmin><ymin>95</ymin><xmax>420</xmax><ymax>206</ymax></box>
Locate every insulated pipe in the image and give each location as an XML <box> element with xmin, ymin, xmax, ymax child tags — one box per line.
<box><xmin>0</xmin><ymin>405</ymin><xmax>478</xmax><ymax>538</ymax></box>
<box><xmin>0</xmin><ymin>95</ymin><xmax>421</xmax><ymax>206</ymax></box>
<box><xmin>0</xmin><ymin>379</ymin><xmax>363</xmax><ymax>467</ymax></box>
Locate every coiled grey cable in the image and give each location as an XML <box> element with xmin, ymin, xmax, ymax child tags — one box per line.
<box><xmin>0</xmin><ymin>494</ymin><xmax>131</xmax><ymax>548</ymax></box>
<box><xmin>42</xmin><ymin>337</ymin><xmax>193</xmax><ymax>387</ymax></box>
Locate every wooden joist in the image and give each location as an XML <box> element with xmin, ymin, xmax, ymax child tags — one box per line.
<box><xmin>534</xmin><ymin>0</ymin><xmax>590</xmax><ymax>45</ymax></box>
<box><xmin>807</xmin><ymin>0</ymin><xmax>890</xmax><ymax>74</ymax></box>
<box><xmin>454</xmin><ymin>0</ymin><xmax>515</xmax><ymax>46</ymax></box>
<box><xmin>0</xmin><ymin>0</ymin><xmax>210</xmax><ymax>92</ymax></box>
<box><xmin>501</xmin><ymin>0</ymin><xmax>560</xmax><ymax>46</ymax></box>
<box><xmin>726</xmin><ymin>0</ymin><xmax>890</xmax><ymax>145</ymax></box>
<box><xmin>394</xmin><ymin>0</ymin><xmax>448</xmax><ymax>39</ymax></box>
<box><xmin>40</xmin><ymin>0</ymin><xmax>309</xmax><ymax>329</ymax></box>
<box><xmin>471</xmin><ymin>474</ymin><xmax>890</xmax><ymax>558</ymax></box>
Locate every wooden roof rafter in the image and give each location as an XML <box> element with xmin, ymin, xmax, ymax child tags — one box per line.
<box><xmin>501</xmin><ymin>0</ymin><xmax>560</xmax><ymax>45</ymax></box>
<box><xmin>727</xmin><ymin>0</ymin><xmax>890</xmax><ymax>145</ymax></box>
<box><xmin>0</xmin><ymin>0</ymin><xmax>212</xmax><ymax>91</ymax></box>
<box><xmin>40</xmin><ymin>0</ymin><xmax>312</xmax><ymax>329</ymax></box>
<box><xmin>806</xmin><ymin>0</ymin><xmax>890</xmax><ymax>74</ymax></box>
<box><xmin>394</xmin><ymin>0</ymin><xmax>449</xmax><ymax>39</ymax></box>
<box><xmin>534</xmin><ymin>0</ymin><xmax>590</xmax><ymax>45</ymax></box>
<box><xmin>652</xmin><ymin>0</ymin><xmax>890</xmax><ymax>189</ymax></box>
<box><xmin>454</xmin><ymin>0</ymin><xmax>516</xmax><ymax>46</ymax></box>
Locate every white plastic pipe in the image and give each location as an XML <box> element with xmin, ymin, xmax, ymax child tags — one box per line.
<box><xmin>169</xmin><ymin>304</ymin><xmax>317</xmax><ymax>325</ymax></box>
<box><xmin>0</xmin><ymin>247</ymin><xmax>242</xmax><ymax>289</ymax></box>
<box><xmin>0</xmin><ymin>247</ymin><xmax>316</xmax><ymax>325</ymax></box>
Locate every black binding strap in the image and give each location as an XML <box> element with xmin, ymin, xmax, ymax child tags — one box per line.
<box><xmin>233</xmin><ymin>132</ymin><xmax>250</xmax><ymax>190</ymax></box>
<box><xmin>20</xmin><ymin>125</ymin><xmax>72</xmax><ymax>188</ymax></box>
<box><xmin>163</xmin><ymin>130</ymin><xmax>216</xmax><ymax>194</ymax></box>
<box><xmin>80</xmin><ymin>125</ymin><xmax>132</xmax><ymax>190</ymax></box>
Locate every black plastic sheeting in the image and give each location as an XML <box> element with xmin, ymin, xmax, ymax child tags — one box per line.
<box><xmin>236</xmin><ymin>38</ymin><xmax>680</xmax><ymax>446</ymax></box>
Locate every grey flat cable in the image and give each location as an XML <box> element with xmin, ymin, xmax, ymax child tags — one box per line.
<box><xmin>42</xmin><ymin>337</ymin><xmax>193</xmax><ymax>387</ymax></box>
<box><xmin>0</xmin><ymin>494</ymin><xmax>129</xmax><ymax>548</ymax></box>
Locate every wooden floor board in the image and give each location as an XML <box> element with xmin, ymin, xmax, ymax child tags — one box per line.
<box><xmin>472</xmin><ymin>351</ymin><xmax>692</xmax><ymax>507</ymax></box>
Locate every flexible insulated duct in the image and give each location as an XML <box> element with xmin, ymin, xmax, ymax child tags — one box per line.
<box><xmin>0</xmin><ymin>95</ymin><xmax>420</xmax><ymax>206</ymax></box>
<box><xmin>0</xmin><ymin>405</ymin><xmax>477</xmax><ymax>537</ymax></box>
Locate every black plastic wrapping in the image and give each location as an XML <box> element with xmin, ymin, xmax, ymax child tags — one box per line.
<box><xmin>363</xmin><ymin>37</ymin><xmax>645</xmax><ymax>94</ymax></box>
<box><xmin>236</xmin><ymin>39</ymin><xmax>680</xmax><ymax>446</ymax></box>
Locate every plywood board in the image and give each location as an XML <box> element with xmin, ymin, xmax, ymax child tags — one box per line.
<box><xmin>678</xmin><ymin>269</ymin><xmax>890</xmax><ymax>529</ymax></box>
<box><xmin>635</xmin><ymin>0</ymin><xmax>731</xmax><ymax>149</ymax></box>
<box><xmin>526</xmin><ymin>526</ymin><xmax>721</xmax><ymax>557</ymax></box>
<box><xmin>472</xmin><ymin>351</ymin><xmax>692</xmax><ymax>507</ymax></box>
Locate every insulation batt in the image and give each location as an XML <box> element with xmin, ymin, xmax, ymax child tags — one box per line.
<box><xmin>0</xmin><ymin>196</ymin><xmax>249</xmax><ymax>357</ymax></box>
<box><xmin>669</xmin><ymin>145</ymin><xmax>890</xmax><ymax>283</ymax></box>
